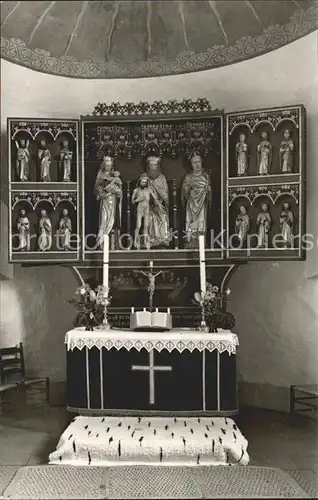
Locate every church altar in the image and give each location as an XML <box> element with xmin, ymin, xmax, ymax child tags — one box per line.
<box><xmin>65</xmin><ymin>328</ymin><xmax>239</xmax><ymax>416</ymax></box>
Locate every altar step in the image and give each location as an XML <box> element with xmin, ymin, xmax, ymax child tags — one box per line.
<box><xmin>49</xmin><ymin>415</ymin><xmax>249</xmax><ymax>467</ymax></box>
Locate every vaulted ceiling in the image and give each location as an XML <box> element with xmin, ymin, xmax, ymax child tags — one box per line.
<box><xmin>1</xmin><ymin>0</ymin><xmax>317</xmax><ymax>79</ymax></box>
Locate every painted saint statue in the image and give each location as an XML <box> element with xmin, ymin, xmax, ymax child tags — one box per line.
<box><xmin>94</xmin><ymin>156</ymin><xmax>123</xmax><ymax>249</ymax></box>
<box><xmin>59</xmin><ymin>208</ymin><xmax>72</xmax><ymax>250</ymax></box>
<box><xmin>17</xmin><ymin>209</ymin><xmax>30</xmax><ymax>251</ymax></box>
<box><xmin>38</xmin><ymin>209</ymin><xmax>52</xmax><ymax>251</ymax></box>
<box><xmin>256</xmin><ymin>203</ymin><xmax>272</xmax><ymax>248</ymax></box>
<box><xmin>59</xmin><ymin>139</ymin><xmax>73</xmax><ymax>182</ymax></box>
<box><xmin>235</xmin><ymin>133</ymin><xmax>248</xmax><ymax>176</ymax></box>
<box><xmin>15</xmin><ymin>139</ymin><xmax>30</xmax><ymax>181</ymax></box>
<box><xmin>279</xmin><ymin>129</ymin><xmax>294</xmax><ymax>173</ymax></box>
<box><xmin>257</xmin><ymin>132</ymin><xmax>272</xmax><ymax>175</ymax></box>
<box><xmin>279</xmin><ymin>202</ymin><xmax>294</xmax><ymax>247</ymax></box>
<box><xmin>146</xmin><ymin>156</ymin><xmax>170</xmax><ymax>248</ymax></box>
<box><xmin>38</xmin><ymin>139</ymin><xmax>52</xmax><ymax>182</ymax></box>
<box><xmin>181</xmin><ymin>153</ymin><xmax>211</xmax><ymax>247</ymax></box>
<box><xmin>235</xmin><ymin>205</ymin><xmax>250</xmax><ymax>244</ymax></box>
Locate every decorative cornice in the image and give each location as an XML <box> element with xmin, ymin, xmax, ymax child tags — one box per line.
<box><xmin>228</xmin><ymin>184</ymin><xmax>300</xmax><ymax>206</ymax></box>
<box><xmin>91</xmin><ymin>98</ymin><xmax>214</xmax><ymax>117</ymax></box>
<box><xmin>1</xmin><ymin>5</ymin><xmax>317</xmax><ymax>79</ymax></box>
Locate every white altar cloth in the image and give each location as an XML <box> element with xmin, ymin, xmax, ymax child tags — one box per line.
<box><xmin>65</xmin><ymin>328</ymin><xmax>239</xmax><ymax>355</ymax></box>
<box><xmin>49</xmin><ymin>415</ymin><xmax>249</xmax><ymax>467</ymax></box>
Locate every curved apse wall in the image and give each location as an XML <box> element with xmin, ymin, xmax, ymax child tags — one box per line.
<box><xmin>1</xmin><ymin>32</ymin><xmax>317</xmax><ymax>408</ymax></box>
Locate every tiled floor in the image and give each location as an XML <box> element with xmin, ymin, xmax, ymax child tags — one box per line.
<box><xmin>0</xmin><ymin>403</ymin><xmax>316</xmax><ymax>472</ymax></box>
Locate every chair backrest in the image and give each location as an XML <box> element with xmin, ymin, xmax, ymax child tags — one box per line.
<box><xmin>0</xmin><ymin>343</ymin><xmax>25</xmax><ymax>384</ymax></box>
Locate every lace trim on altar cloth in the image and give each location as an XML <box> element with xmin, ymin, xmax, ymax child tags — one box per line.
<box><xmin>65</xmin><ymin>329</ymin><xmax>239</xmax><ymax>355</ymax></box>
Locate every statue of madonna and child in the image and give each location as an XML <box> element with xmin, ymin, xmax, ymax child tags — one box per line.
<box><xmin>94</xmin><ymin>155</ymin><xmax>123</xmax><ymax>249</ymax></box>
<box><xmin>181</xmin><ymin>152</ymin><xmax>212</xmax><ymax>248</ymax></box>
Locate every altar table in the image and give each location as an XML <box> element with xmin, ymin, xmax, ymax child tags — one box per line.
<box><xmin>65</xmin><ymin>328</ymin><xmax>239</xmax><ymax>416</ymax></box>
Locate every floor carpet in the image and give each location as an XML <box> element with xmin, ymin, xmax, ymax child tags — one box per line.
<box><xmin>1</xmin><ymin>465</ymin><xmax>313</xmax><ymax>499</ymax></box>
<box><xmin>48</xmin><ymin>416</ymin><xmax>249</xmax><ymax>466</ymax></box>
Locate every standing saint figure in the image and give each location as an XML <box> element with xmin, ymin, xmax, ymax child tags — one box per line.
<box><xmin>235</xmin><ymin>205</ymin><xmax>250</xmax><ymax>245</ymax></box>
<box><xmin>59</xmin><ymin>208</ymin><xmax>72</xmax><ymax>250</ymax></box>
<box><xmin>94</xmin><ymin>156</ymin><xmax>123</xmax><ymax>249</ymax></box>
<box><xmin>38</xmin><ymin>139</ymin><xmax>52</xmax><ymax>182</ymax></box>
<box><xmin>15</xmin><ymin>139</ymin><xmax>30</xmax><ymax>181</ymax></box>
<box><xmin>17</xmin><ymin>209</ymin><xmax>30</xmax><ymax>251</ymax></box>
<box><xmin>181</xmin><ymin>153</ymin><xmax>211</xmax><ymax>247</ymax></box>
<box><xmin>279</xmin><ymin>129</ymin><xmax>294</xmax><ymax>173</ymax></box>
<box><xmin>236</xmin><ymin>133</ymin><xmax>248</xmax><ymax>176</ymax></box>
<box><xmin>256</xmin><ymin>203</ymin><xmax>272</xmax><ymax>248</ymax></box>
<box><xmin>279</xmin><ymin>202</ymin><xmax>294</xmax><ymax>248</ymax></box>
<box><xmin>257</xmin><ymin>132</ymin><xmax>272</xmax><ymax>175</ymax></box>
<box><xmin>38</xmin><ymin>209</ymin><xmax>52</xmax><ymax>251</ymax></box>
<box><xmin>131</xmin><ymin>173</ymin><xmax>156</xmax><ymax>249</ymax></box>
<box><xmin>146</xmin><ymin>156</ymin><xmax>170</xmax><ymax>248</ymax></box>
<box><xmin>59</xmin><ymin>139</ymin><xmax>73</xmax><ymax>182</ymax></box>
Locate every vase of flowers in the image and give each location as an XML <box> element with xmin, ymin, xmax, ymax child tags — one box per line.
<box><xmin>193</xmin><ymin>284</ymin><xmax>235</xmax><ymax>333</ymax></box>
<box><xmin>68</xmin><ymin>284</ymin><xmax>110</xmax><ymax>331</ymax></box>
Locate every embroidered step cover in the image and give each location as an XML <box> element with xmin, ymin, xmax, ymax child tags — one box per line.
<box><xmin>49</xmin><ymin>416</ymin><xmax>249</xmax><ymax>467</ymax></box>
<box><xmin>65</xmin><ymin>328</ymin><xmax>238</xmax><ymax>355</ymax></box>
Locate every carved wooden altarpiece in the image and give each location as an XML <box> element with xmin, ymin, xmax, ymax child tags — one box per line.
<box><xmin>7</xmin><ymin>100</ymin><xmax>306</xmax><ymax>327</ymax></box>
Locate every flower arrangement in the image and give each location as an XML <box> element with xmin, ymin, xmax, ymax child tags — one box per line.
<box><xmin>68</xmin><ymin>284</ymin><xmax>111</xmax><ymax>331</ymax></box>
<box><xmin>193</xmin><ymin>283</ymin><xmax>235</xmax><ymax>332</ymax></box>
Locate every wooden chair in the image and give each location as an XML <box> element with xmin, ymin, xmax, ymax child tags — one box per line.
<box><xmin>0</xmin><ymin>343</ymin><xmax>49</xmax><ymax>412</ymax></box>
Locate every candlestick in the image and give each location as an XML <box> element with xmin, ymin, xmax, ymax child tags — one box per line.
<box><xmin>102</xmin><ymin>234</ymin><xmax>111</xmax><ymax>330</ymax></box>
<box><xmin>199</xmin><ymin>234</ymin><xmax>206</xmax><ymax>295</ymax></box>
<box><xmin>103</xmin><ymin>235</ymin><xmax>109</xmax><ymax>298</ymax></box>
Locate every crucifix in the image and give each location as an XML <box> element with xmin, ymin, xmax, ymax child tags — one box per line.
<box><xmin>134</xmin><ymin>261</ymin><xmax>162</xmax><ymax>311</ymax></box>
<box><xmin>131</xmin><ymin>350</ymin><xmax>172</xmax><ymax>405</ymax></box>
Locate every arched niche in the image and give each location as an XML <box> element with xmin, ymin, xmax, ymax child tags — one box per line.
<box><xmin>252</xmin><ymin>122</ymin><xmax>275</xmax><ymax>177</ymax></box>
<box><xmin>275</xmin><ymin>120</ymin><xmax>299</xmax><ymax>174</ymax></box>
<box><xmin>11</xmin><ymin>130</ymin><xmax>34</xmax><ymax>182</ymax></box>
<box><xmin>251</xmin><ymin>195</ymin><xmax>275</xmax><ymax>249</ymax></box>
<box><xmin>272</xmin><ymin>194</ymin><xmax>300</xmax><ymax>249</ymax></box>
<box><xmin>11</xmin><ymin>200</ymin><xmax>36</xmax><ymax>252</ymax></box>
<box><xmin>228</xmin><ymin>197</ymin><xmax>252</xmax><ymax>249</ymax></box>
<box><xmin>33</xmin><ymin>130</ymin><xmax>57</xmax><ymax>182</ymax></box>
<box><xmin>228</xmin><ymin>125</ymin><xmax>251</xmax><ymax>178</ymax></box>
<box><xmin>55</xmin><ymin>200</ymin><xmax>77</xmax><ymax>251</ymax></box>
<box><xmin>55</xmin><ymin>131</ymin><xmax>77</xmax><ymax>182</ymax></box>
<box><xmin>34</xmin><ymin>200</ymin><xmax>55</xmax><ymax>251</ymax></box>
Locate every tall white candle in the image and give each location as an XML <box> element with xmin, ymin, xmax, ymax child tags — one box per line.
<box><xmin>199</xmin><ymin>234</ymin><xmax>206</xmax><ymax>295</ymax></box>
<box><xmin>103</xmin><ymin>234</ymin><xmax>109</xmax><ymax>298</ymax></box>
<box><xmin>149</xmin><ymin>260</ymin><xmax>153</xmax><ymax>271</ymax></box>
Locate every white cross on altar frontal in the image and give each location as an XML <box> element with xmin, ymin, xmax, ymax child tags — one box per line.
<box><xmin>131</xmin><ymin>350</ymin><xmax>172</xmax><ymax>405</ymax></box>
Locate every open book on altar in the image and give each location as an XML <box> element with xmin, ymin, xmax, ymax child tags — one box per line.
<box><xmin>130</xmin><ymin>308</ymin><xmax>172</xmax><ymax>331</ymax></box>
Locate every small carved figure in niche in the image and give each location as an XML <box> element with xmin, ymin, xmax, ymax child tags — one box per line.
<box><xmin>235</xmin><ymin>205</ymin><xmax>250</xmax><ymax>244</ymax></box>
<box><xmin>279</xmin><ymin>202</ymin><xmax>294</xmax><ymax>247</ymax></box>
<box><xmin>94</xmin><ymin>156</ymin><xmax>123</xmax><ymax>249</ymax></box>
<box><xmin>59</xmin><ymin>208</ymin><xmax>72</xmax><ymax>250</ymax></box>
<box><xmin>181</xmin><ymin>152</ymin><xmax>211</xmax><ymax>247</ymax></box>
<box><xmin>132</xmin><ymin>173</ymin><xmax>154</xmax><ymax>249</ymax></box>
<box><xmin>17</xmin><ymin>209</ymin><xmax>30</xmax><ymax>251</ymax></box>
<box><xmin>257</xmin><ymin>132</ymin><xmax>272</xmax><ymax>175</ymax></box>
<box><xmin>235</xmin><ymin>133</ymin><xmax>248</xmax><ymax>176</ymax></box>
<box><xmin>15</xmin><ymin>139</ymin><xmax>30</xmax><ymax>181</ymax></box>
<box><xmin>38</xmin><ymin>139</ymin><xmax>52</xmax><ymax>182</ymax></box>
<box><xmin>279</xmin><ymin>129</ymin><xmax>294</xmax><ymax>173</ymax></box>
<box><xmin>38</xmin><ymin>209</ymin><xmax>52</xmax><ymax>251</ymax></box>
<box><xmin>256</xmin><ymin>203</ymin><xmax>272</xmax><ymax>248</ymax></box>
<box><xmin>59</xmin><ymin>139</ymin><xmax>73</xmax><ymax>182</ymax></box>
<box><xmin>146</xmin><ymin>156</ymin><xmax>170</xmax><ymax>248</ymax></box>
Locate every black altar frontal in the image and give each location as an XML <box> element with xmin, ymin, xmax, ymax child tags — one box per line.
<box><xmin>66</xmin><ymin>329</ymin><xmax>238</xmax><ymax>416</ymax></box>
